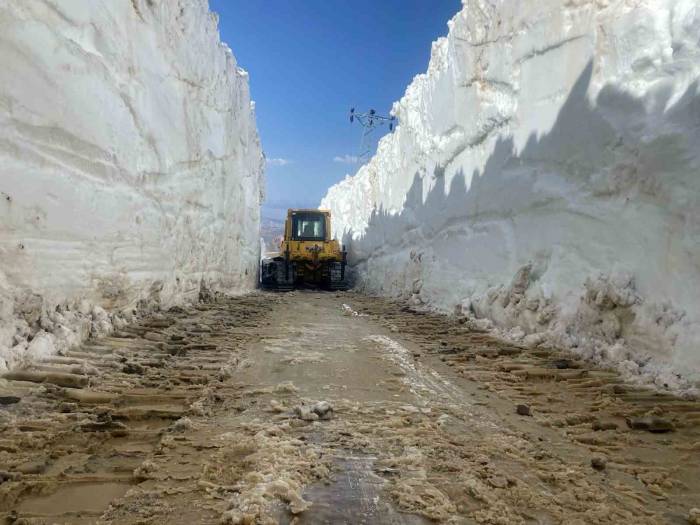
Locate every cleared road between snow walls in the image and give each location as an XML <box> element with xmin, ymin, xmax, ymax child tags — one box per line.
<box><xmin>0</xmin><ymin>1</ymin><xmax>264</xmax><ymax>370</ymax></box>
<box><xmin>321</xmin><ymin>0</ymin><xmax>700</xmax><ymax>392</ymax></box>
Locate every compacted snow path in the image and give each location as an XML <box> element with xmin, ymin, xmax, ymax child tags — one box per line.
<box><xmin>1</xmin><ymin>291</ymin><xmax>699</xmax><ymax>523</ymax></box>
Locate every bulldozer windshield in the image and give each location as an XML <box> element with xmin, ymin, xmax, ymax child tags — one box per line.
<box><xmin>291</xmin><ymin>213</ymin><xmax>325</xmax><ymax>241</ymax></box>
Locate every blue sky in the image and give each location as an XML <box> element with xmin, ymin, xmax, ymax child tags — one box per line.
<box><xmin>209</xmin><ymin>0</ymin><xmax>461</xmax><ymax>219</ymax></box>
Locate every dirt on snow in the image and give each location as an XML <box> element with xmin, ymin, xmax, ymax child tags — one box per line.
<box><xmin>1</xmin><ymin>291</ymin><xmax>699</xmax><ymax>524</ymax></box>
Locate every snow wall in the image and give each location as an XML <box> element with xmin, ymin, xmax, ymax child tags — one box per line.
<box><xmin>0</xmin><ymin>1</ymin><xmax>264</xmax><ymax>370</ymax></box>
<box><xmin>322</xmin><ymin>0</ymin><xmax>700</xmax><ymax>392</ymax></box>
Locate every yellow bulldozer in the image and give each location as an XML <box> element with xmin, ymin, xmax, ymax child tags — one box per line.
<box><xmin>260</xmin><ymin>209</ymin><xmax>348</xmax><ymax>291</ymax></box>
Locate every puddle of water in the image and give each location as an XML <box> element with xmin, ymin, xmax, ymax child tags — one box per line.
<box><xmin>281</xmin><ymin>455</ymin><xmax>431</xmax><ymax>525</ymax></box>
<box><xmin>16</xmin><ymin>481</ymin><xmax>131</xmax><ymax>516</ymax></box>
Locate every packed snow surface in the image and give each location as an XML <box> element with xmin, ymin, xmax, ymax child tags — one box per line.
<box><xmin>322</xmin><ymin>0</ymin><xmax>700</xmax><ymax>391</ymax></box>
<box><xmin>0</xmin><ymin>0</ymin><xmax>263</xmax><ymax>370</ymax></box>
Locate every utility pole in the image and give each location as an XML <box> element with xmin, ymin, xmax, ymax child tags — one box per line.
<box><xmin>349</xmin><ymin>108</ymin><xmax>396</xmax><ymax>163</ymax></box>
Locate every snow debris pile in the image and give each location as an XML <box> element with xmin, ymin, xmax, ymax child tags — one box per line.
<box><xmin>0</xmin><ymin>1</ymin><xmax>264</xmax><ymax>370</ymax></box>
<box><xmin>294</xmin><ymin>400</ymin><xmax>334</xmax><ymax>421</ymax></box>
<box><xmin>321</xmin><ymin>0</ymin><xmax>700</xmax><ymax>391</ymax></box>
<box><xmin>213</xmin><ymin>422</ymin><xmax>330</xmax><ymax>524</ymax></box>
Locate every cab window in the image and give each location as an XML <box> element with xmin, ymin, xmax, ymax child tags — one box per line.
<box><xmin>291</xmin><ymin>214</ymin><xmax>325</xmax><ymax>240</ymax></box>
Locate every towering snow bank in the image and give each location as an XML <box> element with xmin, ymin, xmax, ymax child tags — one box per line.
<box><xmin>322</xmin><ymin>0</ymin><xmax>700</xmax><ymax>390</ymax></box>
<box><xmin>0</xmin><ymin>1</ymin><xmax>263</xmax><ymax>370</ymax></box>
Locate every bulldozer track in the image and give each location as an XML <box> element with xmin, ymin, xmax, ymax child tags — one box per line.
<box><xmin>0</xmin><ymin>296</ymin><xmax>271</xmax><ymax>524</ymax></box>
<box><xmin>0</xmin><ymin>291</ymin><xmax>698</xmax><ymax>523</ymax></box>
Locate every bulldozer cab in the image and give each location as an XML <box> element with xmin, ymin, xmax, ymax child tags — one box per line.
<box><xmin>289</xmin><ymin>211</ymin><xmax>327</xmax><ymax>241</ymax></box>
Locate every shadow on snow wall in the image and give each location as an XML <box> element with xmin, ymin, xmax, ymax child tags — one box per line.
<box><xmin>340</xmin><ymin>61</ymin><xmax>700</xmax><ymax>384</ymax></box>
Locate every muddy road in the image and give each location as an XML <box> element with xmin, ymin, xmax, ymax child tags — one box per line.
<box><xmin>1</xmin><ymin>291</ymin><xmax>699</xmax><ymax>524</ymax></box>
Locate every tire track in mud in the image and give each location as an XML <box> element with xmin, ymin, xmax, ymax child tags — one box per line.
<box><xmin>0</xmin><ymin>295</ymin><xmax>273</xmax><ymax>524</ymax></box>
<box><xmin>0</xmin><ymin>291</ymin><xmax>698</xmax><ymax>524</ymax></box>
<box><xmin>347</xmin><ymin>294</ymin><xmax>700</xmax><ymax>524</ymax></box>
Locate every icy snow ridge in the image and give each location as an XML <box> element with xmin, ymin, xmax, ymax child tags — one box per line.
<box><xmin>322</xmin><ymin>0</ymin><xmax>700</xmax><ymax>391</ymax></box>
<box><xmin>0</xmin><ymin>1</ymin><xmax>264</xmax><ymax>370</ymax></box>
